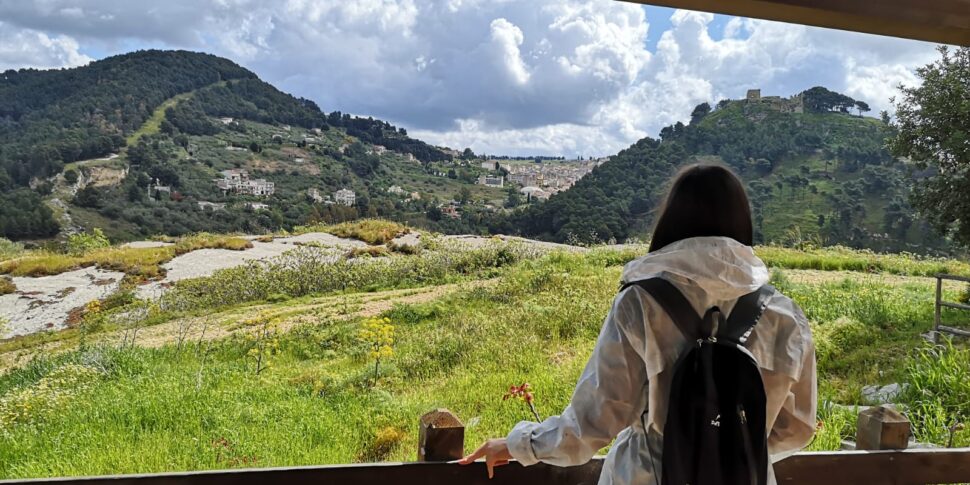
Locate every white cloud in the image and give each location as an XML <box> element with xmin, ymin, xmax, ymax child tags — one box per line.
<box><xmin>489</xmin><ymin>18</ymin><xmax>530</xmax><ymax>86</ymax></box>
<box><xmin>0</xmin><ymin>21</ymin><xmax>91</xmax><ymax>70</ymax></box>
<box><xmin>0</xmin><ymin>1</ymin><xmax>943</xmax><ymax>156</ymax></box>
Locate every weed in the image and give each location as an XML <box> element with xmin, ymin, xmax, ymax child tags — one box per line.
<box><xmin>0</xmin><ymin>277</ymin><xmax>15</xmax><ymax>296</ymax></box>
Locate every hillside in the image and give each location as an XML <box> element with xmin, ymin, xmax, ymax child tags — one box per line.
<box><xmin>0</xmin><ymin>50</ymin><xmax>507</xmax><ymax>241</ymax></box>
<box><xmin>504</xmin><ymin>88</ymin><xmax>950</xmax><ymax>254</ymax></box>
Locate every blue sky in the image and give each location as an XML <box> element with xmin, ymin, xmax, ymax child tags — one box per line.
<box><xmin>0</xmin><ymin>1</ymin><xmax>942</xmax><ymax>157</ymax></box>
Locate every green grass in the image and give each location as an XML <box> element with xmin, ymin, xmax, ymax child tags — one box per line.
<box><xmin>1</xmin><ymin>248</ymin><xmax>969</xmax><ymax>479</ymax></box>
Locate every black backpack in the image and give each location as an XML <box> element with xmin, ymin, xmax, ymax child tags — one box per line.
<box><xmin>623</xmin><ymin>277</ymin><xmax>775</xmax><ymax>485</ymax></box>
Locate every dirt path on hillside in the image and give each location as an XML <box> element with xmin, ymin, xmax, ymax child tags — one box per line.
<box><xmin>0</xmin><ymin>279</ymin><xmax>494</xmax><ymax>371</ymax></box>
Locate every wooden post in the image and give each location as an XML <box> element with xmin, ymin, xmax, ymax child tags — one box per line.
<box><xmin>856</xmin><ymin>405</ymin><xmax>911</xmax><ymax>450</ymax></box>
<box><xmin>934</xmin><ymin>276</ymin><xmax>943</xmax><ymax>344</ymax></box>
<box><xmin>417</xmin><ymin>408</ymin><xmax>465</xmax><ymax>462</ymax></box>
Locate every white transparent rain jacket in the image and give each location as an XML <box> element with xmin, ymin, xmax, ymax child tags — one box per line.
<box><xmin>506</xmin><ymin>236</ymin><xmax>817</xmax><ymax>485</ymax></box>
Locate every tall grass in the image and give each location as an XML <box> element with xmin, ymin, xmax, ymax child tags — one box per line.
<box><xmin>154</xmin><ymin>240</ymin><xmax>543</xmax><ymax>315</ymax></box>
<box><xmin>902</xmin><ymin>340</ymin><xmax>970</xmax><ymax>447</ymax></box>
<box><xmin>303</xmin><ymin>220</ymin><xmax>409</xmax><ymax>245</ymax></box>
<box><xmin>756</xmin><ymin>245</ymin><xmax>970</xmax><ymax>277</ymax></box>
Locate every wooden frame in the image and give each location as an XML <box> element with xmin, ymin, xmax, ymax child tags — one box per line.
<box><xmin>624</xmin><ymin>0</ymin><xmax>970</xmax><ymax>46</ymax></box>
<box><xmin>3</xmin><ymin>449</ymin><xmax>970</xmax><ymax>485</ymax></box>
<box><xmin>935</xmin><ymin>274</ymin><xmax>970</xmax><ymax>340</ymax></box>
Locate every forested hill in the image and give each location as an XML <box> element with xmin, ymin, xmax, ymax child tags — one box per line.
<box><xmin>0</xmin><ymin>51</ymin><xmax>256</xmax><ymax>184</ymax></box>
<box><xmin>0</xmin><ymin>50</ymin><xmax>452</xmax><ymax>240</ymax></box>
<box><xmin>503</xmin><ymin>88</ymin><xmax>948</xmax><ymax>254</ymax></box>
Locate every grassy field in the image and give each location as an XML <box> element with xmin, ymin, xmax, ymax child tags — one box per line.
<box><xmin>1</xmin><ymin>240</ymin><xmax>969</xmax><ymax>479</ymax></box>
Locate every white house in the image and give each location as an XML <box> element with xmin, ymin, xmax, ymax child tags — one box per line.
<box><xmin>308</xmin><ymin>188</ymin><xmax>325</xmax><ymax>203</ymax></box>
<box><xmin>334</xmin><ymin>189</ymin><xmax>356</xmax><ymax>206</ymax></box>
<box><xmin>215</xmin><ymin>169</ymin><xmax>274</xmax><ymax>197</ymax></box>
<box><xmin>218</xmin><ymin>117</ymin><xmax>234</xmax><ymax>125</ymax></box>
<box><xmin>244</xmin><ymin>179</ymin><xmax>275</xmax><ymax>197</ymax></box>
<box><xmin>246</xmin><ymin>202</ymin><xmax>269</xmax><ymax>211</ymax></box>
<box><xmin>387</xmin><ymin>185</ymin><xmax>406</xmax><ymax>195</ymax></box>
<box><xmin>478</xmin><ymin>175</ymin><xmax>504</xmax><ymax>188</ymax></box>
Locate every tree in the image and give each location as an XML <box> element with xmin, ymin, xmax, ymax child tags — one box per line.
<box><xmin>462</xmin><ymin>148</ymin><xmax>476</xmax><ymax>160</ymax></box>
<box><xmin>457</xmin><ymin>187</ymin><xmax>472</xmax><ymax>205</ymax></box>
<box><xmin>74</xmin><ymin>186</ymin><xmax>102</xmax><ymax>208</ymax></box>
<box><xmin>855</xmin><ymin>101</ymin><xmax>871</xmax><ymax>117</ymax></box>
<box><xmin>801</xmin><ymin>86</ymin><xmax>858</xmax><ymax>113</ymax></box>
<box><xmin>890</xmin><ymin>46</ymin><xmax>970</xmax><ymax>245</ymax></box>
<box><xmin>690</xmin><ymin>102</ymin><xmax>711</xmax><ymax>125</ymax></box>
<box><xmin>880</xmin><ymin>110</ymin><xmax>891</xmax><ymax>125</ymax></box>
<box><xmin>505</xmin><ymin>187</ymin><xmax>522</xmax><ymax>208</ymax></box>
<box><xmin>63</xmin><ymin>169</ymin><xmax>79</xmax><ymax>184</ymax></box>
<box><xmin>249</xmin><ymin>141</ymin><xmax>262</xmax><ymax>153</ymax></box>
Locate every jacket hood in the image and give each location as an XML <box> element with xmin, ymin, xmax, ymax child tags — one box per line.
<box><xmin>621</xmin><ymin>236</ymin><xmax>769</xmax><ymax>301</ymax></box>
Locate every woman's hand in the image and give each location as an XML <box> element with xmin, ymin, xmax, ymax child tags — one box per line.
<box><xmin>458</xmin><ymin>438</ymin><xmax>513</xmax><ymax>479</ymax></box>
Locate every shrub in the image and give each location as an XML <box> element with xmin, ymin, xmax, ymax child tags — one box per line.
<box><xmin>346</xmin><ymin>247</ymin><xmax>390</xmax><ymax>259</ymax></box>
<box><xmin>173</xmin><ymin>233</ymin><xmax>252</xmax><ymax>255</ymax></box>
<box><xmin>0</xmin><ymin>238</ymin><xmax>25</xmax><ymax>261</ymax></box>
<box><xmin>66</xmin><ymin>228</ymin><xmax>111</xmax><ymax>256</ymax></box>
<box><xmin>358</xmin><ymin>426</ymin><xmax>406</xmax><ymax>462</ymax></box>
<box><xmin>0</xmin><ymin>277</ymin><xmax>15</xmax><ymax>296</ymax></box>
<box><xmin>386</xmin><ymin>240</ymin><xmax>420</xmax><ymax>255</ymax></box>
<box><xmin>0</xmin><ymin>364</ymin><xmax>101</xmax><ymax>428</ymax></box>
<box><xmin>316</xmin><ymin>219</ymin><xmax>409</xmax><ymax>245</ymax></box>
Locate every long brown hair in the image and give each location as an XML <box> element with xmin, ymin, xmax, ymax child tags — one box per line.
<box><xmin>648</xmin><ymin>163</ymin><xmax>753</xmax><ymax>252</ymax></box>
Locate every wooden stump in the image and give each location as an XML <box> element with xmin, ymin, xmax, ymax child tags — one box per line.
<box><xmin>856</xmin><ymin>405</ymin><xmax>911</xmax><ymax>450</ymax></box>
<box><xmin>417</xmin><ymin>408</ymin><xmax>465</xmax><ymax>462</ymax></box>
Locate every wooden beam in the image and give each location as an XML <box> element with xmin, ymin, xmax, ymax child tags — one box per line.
<box><xmin>3</xmin><ymin>449</ymin><xmax>970</xmax><ymax>485</ymax></box>
<box><xmin>624</xmin><ymin>0</ymin><xmax>970</xmax><ymax>46</ymax></box>
<box><xmin>774</xmin><ymin>448</ymin><xmax>970</xmax><ymax>485</ymax></box>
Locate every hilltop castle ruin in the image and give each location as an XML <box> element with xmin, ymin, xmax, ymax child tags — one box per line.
<box><xmin>745</xmin><ymin>89</ymin><xmax>804</xmax><ymax>113</ymax></box>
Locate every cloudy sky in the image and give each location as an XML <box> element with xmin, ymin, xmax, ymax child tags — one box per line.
<box><xmin>0</xmin><ymin>0</ymin><xmax>944</xmax><ymax>157</ymax></box>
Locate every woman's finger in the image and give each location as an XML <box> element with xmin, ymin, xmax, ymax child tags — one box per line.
<box><xmin>458</xmin><ymin>443</ymin><xmax>487</xmax><ymax>465</ymax></box>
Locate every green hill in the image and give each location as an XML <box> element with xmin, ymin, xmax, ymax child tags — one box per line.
<box><xmin>0</xmin><ymin>50</ymin><xmax>508</xmax><ymax>241</ymax></box>
<box><xmin>504</xmin><ymin>88</ymin><xmax>949</xmax><ymax>254</ymax></box>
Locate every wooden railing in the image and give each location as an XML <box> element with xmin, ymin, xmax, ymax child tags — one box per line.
<box><xmin>934</xmin><ymin>274</ymin><xmax>970</xmax><ymax>340</ymax></box>
<box><xmin>2</xmin><ymin>448</ymin><xmax>970</xmax><ymax>485</ymax></box>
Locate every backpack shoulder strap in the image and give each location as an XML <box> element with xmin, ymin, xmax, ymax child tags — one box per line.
<box><xmin>622</xmin><ymin>278</ymin><xmax>702</xmax><ymax>340</ymax></box>
<box><xmin>719</xmin><ymin>284</ymin><xmax>776</xmax><ymax>345</ymax></box>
